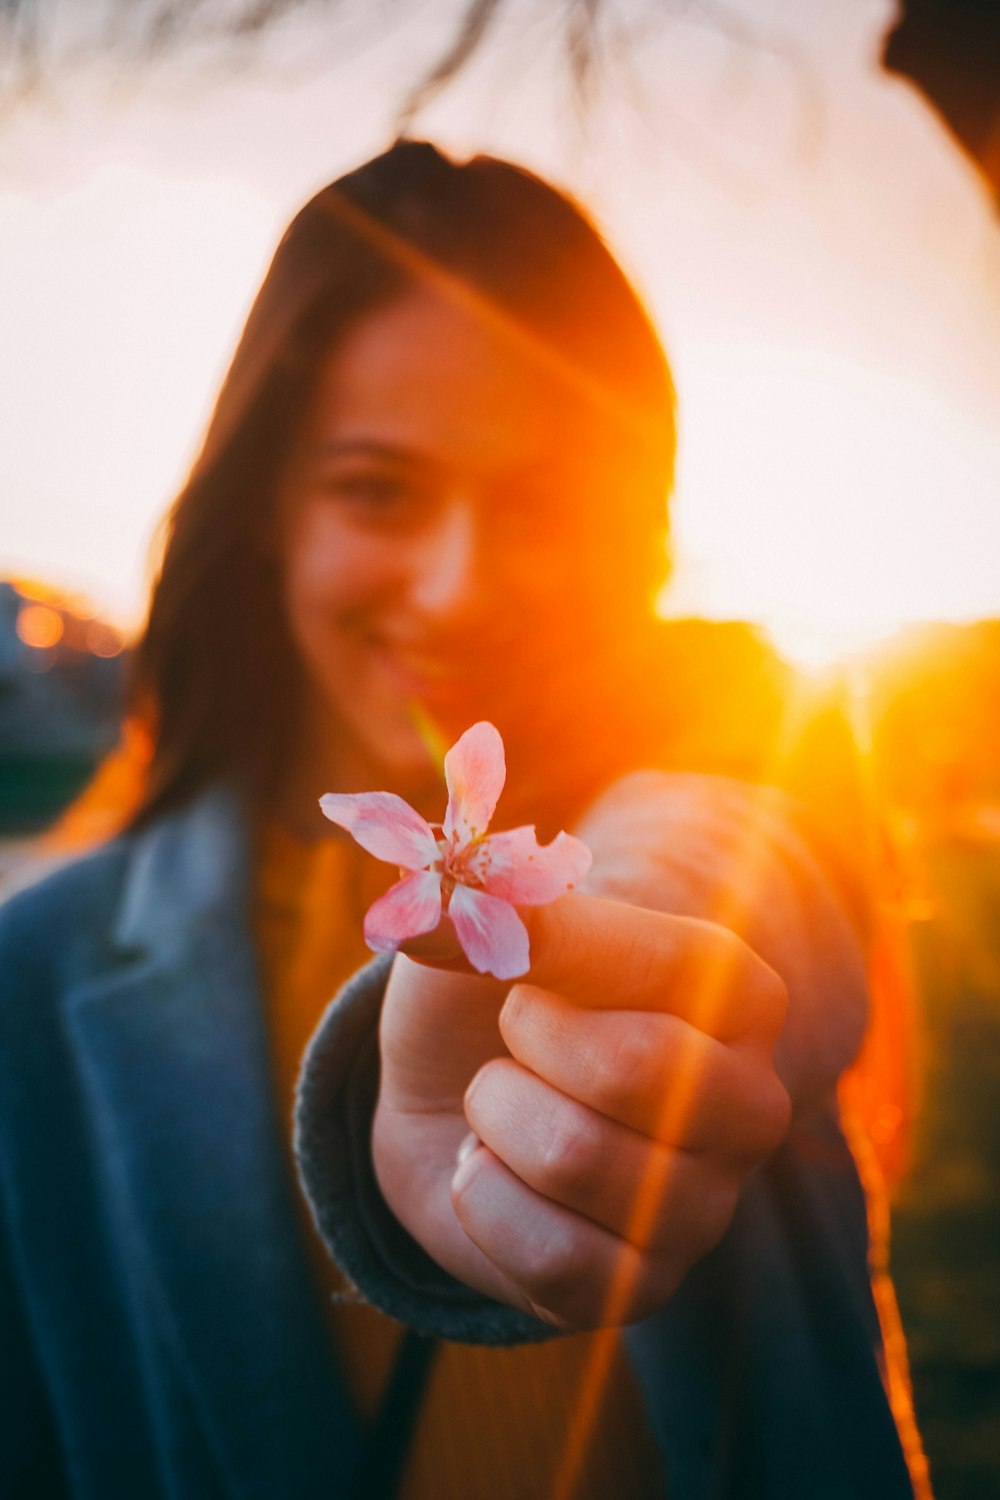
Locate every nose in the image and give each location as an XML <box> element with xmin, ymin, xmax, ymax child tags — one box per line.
<box><xmin>406</xmin><ymin>498</ymin><xmax>483</xmax><ymax>621</ymax></box>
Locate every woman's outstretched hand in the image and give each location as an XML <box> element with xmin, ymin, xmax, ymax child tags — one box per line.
<box><xmin>372</xmin><ymin>892</ymin><xmax>791</xmax><ymax>1331</ymax></box>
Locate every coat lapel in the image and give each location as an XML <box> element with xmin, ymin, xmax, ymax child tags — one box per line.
<box><xmin>65</xmin><ymin>788</ymin><xmax>361</xmax><ymax>1496</ymax></box>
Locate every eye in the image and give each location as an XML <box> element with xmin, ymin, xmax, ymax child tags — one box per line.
<box><xmin>331</xmin><ymin>471</ymin><xmax>403</xmax><ymax>505</ymax></box>
<box><xmin>316</xmin><ymin>467</ymin><xmax>428</xmax><ymax>525</ymax></box>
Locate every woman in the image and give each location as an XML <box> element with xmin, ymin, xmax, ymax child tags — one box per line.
<box><xmin>0</xmin><ymin>141</ymin><xmax>918</xmax><ymax>1498</ymax></box>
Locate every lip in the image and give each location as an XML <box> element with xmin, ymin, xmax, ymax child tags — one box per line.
<box><xmin>368</xmin><ymin>638</ymin><xmax>471</xmax><ymax>700</ymax></box>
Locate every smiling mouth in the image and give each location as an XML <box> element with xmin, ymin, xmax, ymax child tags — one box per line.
<box><xmin>371</xmin><ymin>640</ymin><xmax>469</xmax><ymax>695</ymax></box>
<box><xmin>394</xmin><ymin>651</ymin><xmax>455</xmax><ymax>681</ymax></box>
<box><xmin>368</xmin><ymin>628</ymin><xmax>537</xmax><ymax>708</ymax></box>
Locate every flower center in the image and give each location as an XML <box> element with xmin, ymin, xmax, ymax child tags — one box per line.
<box><xmin>436</xmin><ymin>833</ymin><xmax>487</xmax><ymax>898</ymax></box>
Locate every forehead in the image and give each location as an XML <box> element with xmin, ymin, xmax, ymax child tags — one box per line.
<box><xmin>303</xmin><ymin>286</ymin><xmax>609</xmax><ymax>472</ymax></box>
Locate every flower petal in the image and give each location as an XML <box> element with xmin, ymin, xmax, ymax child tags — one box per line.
<box><xmin>448</xmin><ymin>883</ymin><xmax>530</xmax><ymax>980</ymax></box>
<box><xmin>319</xmin><ymin>791</ymin><xmax>439</xmax><ymax>869</ymax></box>
<box><xmin>471</xmin><ymin>826</ymin><xmax>593</xmax><ymax>905</ymax></box>
<box><xmin>363</xmin><ymin>870</ymin><xmax>442</xmax><ymax>952</ymax></box>
<box><xmin>443</xmin><ymin>721</ymin><xmax>506</xmax><ymax>844</ymax></box>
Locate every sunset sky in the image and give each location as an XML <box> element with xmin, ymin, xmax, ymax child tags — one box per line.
<box><xmin>1</xmin><ymin>0</ymin><xmax>998</xmax><ymax>667</ymax></box>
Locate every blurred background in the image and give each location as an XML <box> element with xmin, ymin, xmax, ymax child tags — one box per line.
<box><xmin>1</xmin><ymin>1</ymin><xmax>998</xmax><ymax>1494</ymax></box>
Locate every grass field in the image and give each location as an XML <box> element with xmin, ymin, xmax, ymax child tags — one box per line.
<box><xmin>890</xmin><ymin>838</ymin><xmax>1000</xmax><ymax>1499</ymax></box>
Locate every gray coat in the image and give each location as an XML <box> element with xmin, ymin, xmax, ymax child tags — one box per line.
<box><xmin>0</xmin><ymin>778</ymin><xmax>915</xmax><ymax>1498</ymax></box>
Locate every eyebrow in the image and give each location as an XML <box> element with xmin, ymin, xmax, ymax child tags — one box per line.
<box><xmin>313</xmin><ymin>438</ymin><xmax>437</xmax><ymax>469</ymax></box>
<box><xmin>310</xmin><ymin>438</ymin><xmax>596</xmax><ymax>487</ymax></box>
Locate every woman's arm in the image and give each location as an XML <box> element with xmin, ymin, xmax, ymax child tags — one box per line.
<box><xmin>371</xmin><ymin>892</ymin><xmax>790</xmax><ymax>1330</ymax></box>
<box><xmin>298</xmin><ymin>772</ymin><xmax>866</xmax><ymax>1336</ymax></box>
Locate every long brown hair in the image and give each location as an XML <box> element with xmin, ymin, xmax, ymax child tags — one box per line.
<box><xmin>129</xmin><ymin>139</ymin><xmax>677</xmax><ymax>829</ymax></box>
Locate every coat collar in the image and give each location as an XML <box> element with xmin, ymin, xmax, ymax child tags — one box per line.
<box><xmin>111</xmin><ymin>782</ymin><xmax>251</xmax><ymax>956</ymax></box>
<box><xmin>66</xmin><ymin>786</ymin><xmax>361</xmax><ymax>1494</ymax></box>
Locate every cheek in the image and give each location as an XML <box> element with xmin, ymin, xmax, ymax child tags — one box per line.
<box><xmin>282</xmin><ymin>512</ymin><xmax>397</xmax><ymax>634</ymax></box>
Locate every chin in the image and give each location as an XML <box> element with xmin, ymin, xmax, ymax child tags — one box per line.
<box><xmin>351</xmin><ymin>711</ymin><xmax>442</xmax><ymax>784</ymax></box>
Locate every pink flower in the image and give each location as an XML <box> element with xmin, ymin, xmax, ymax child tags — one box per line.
<box><xmin>319</xmin><ymin>721</ymin><xmax>592</xmax><ymax>980</ymax></box>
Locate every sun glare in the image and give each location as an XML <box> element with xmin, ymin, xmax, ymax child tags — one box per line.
<box><xmin>1</xmin><ymin>162</ymin><xmax>278</xmax><ymax>627</ymax></box>
<box><xmin>761</xmin><ymin>615</ymin><xmax>909</xmax><ymax>674</ymax></box>
<box><xmin>662</xmin><ymin>342</ymin><xmax>1000</xmax><ymax>661</ymax></box>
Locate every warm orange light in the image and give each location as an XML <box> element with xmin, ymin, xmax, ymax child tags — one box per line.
<box><xmin>760</xmin><ymin>617</ymin><xmax>907</xmax><ymax>677</ymax></box>
<box><xmin>12</xmin><ymin>577</ymin><xmax>63</xmax><ymax>605</ymax></box>
<box><xmin>17</xmin><ymin>602</ymin><xmax>64</xmax><ymax>649</ymax></box>
<box><xmin>85</xmin><ymin>620</ymin><xmax>123</xmax><ymax>658</ymax></box>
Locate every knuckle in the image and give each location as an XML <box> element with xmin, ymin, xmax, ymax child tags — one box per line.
<box><xmin>751</xmin><ymin>963</ymin><xmax>789</xmax><ymax>1037</ymax></box>
<box><xmin>698</xmin><ymin>923</ymin><xmax>788</xmax><ymax>1039</ymax></box>
<box><xmin>589</xmin><ymin>1023</ymin><xmax>656</xmax><ymax>1113</ymax></box>
<box><xmin>736</xmin><ymin>1068</ymin><xmax>792</xmax><ymax>1162</ymax></box>
<box><xmin>527</xmin><ymin>1235</ymin><xmax>664</xmax><ymax>1330</ymax></box>
<box><xmin>523</xmin><ymin>1224</ymin><xmax>588</xmax><ymax>1310</ymax></box>
<box><xmin>759</xmin><ymin>1071</ymin><xmax>793</xmax><ymax>1149</ymax></box>
<box><xmin>717</xmin><ymin>938</ymin><xmax>784</xmax><ymax>1031</ymax></box>
<box><xmin>696</xmin><ymin>920</ymin><xmax>745</xmax><ymax>980</ymax></box>
<box><xmin>530</xmin><ymin>1262</ymin><xmax>620</xmax><ymax>1332</ymax></box>
<box><xmin>536</xmin><ymin>1108</ymin><xmax>603</xmax><ymax>1199</ymax></box>
<box><xmin>621</xmin><ymin>921</ymin><xmax>670</xmax><ymax>998</ymax></box>
<box><xmin>695</xmin><ymin>1175</ymin><xmax>741</xmax><ymax>1252</ymax></box>
<box><xmin>616</xmin><ymin>1254</ymin><xmax>682</xmax><ymax>1327</ymax></box>
<box><xmin>693</xmin><ymin>924</ymin><xmax>749</xmax><ymax>1011</ymax></box>
<box><xmin>650</xmin><ymin>1165</ymin><xmax>738</xmax><ymax>1261</ymax></box>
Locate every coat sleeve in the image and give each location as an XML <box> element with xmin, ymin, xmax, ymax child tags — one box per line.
<box><xmin>294</xmin><ymin>953</ymin><xmax>557</xmax><ymax>1344</ymax></box>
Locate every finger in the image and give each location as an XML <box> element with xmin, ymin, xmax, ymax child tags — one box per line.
<box><xmin>380</xmin><ymin>956</ymin><xmax>509</xmax><ymax>1076</ymax></box>
<box><xmin>450</xmin><ymin>1144</ymin><xmax>692</xmax><ymax>1330</ymax></box>
<box><xmin>497</xmin><ymin>988</ymin><xmax>791</xmax><ymax>1155</ymax></box>
<box><xmin>397</xmin><ymin>913</ymin><xmax>467</xmax><ymax>967</ymax></box>
<box><xmin>464</xmin><ymin>1057</ymin><xmax>739</xmax><ymax>1254</ymax></box>
<box><xmin>521</xmin><ymin>896</ymin><xmax>787</xmax><ymax>1045</ymax></box>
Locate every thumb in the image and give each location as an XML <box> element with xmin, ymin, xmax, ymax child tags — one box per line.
<box><xmin>397</xmin><ymin>913</ymin><xmax>468</xmax><ymax>971</ymax></box>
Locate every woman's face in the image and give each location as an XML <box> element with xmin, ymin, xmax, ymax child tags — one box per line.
<box><xmin>278</xmin><ymin>285</ymin><xmax>640</xmax><ymax>787</ymax></box>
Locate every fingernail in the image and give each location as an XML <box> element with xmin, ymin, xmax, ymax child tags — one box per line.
<box><xmin>456</xmin><ymin>1131</ymin><xmax>480</xmax><ymax>1167</ymax></box>
<box><xmin>527</xmin><ymin>1300</ymin><xmax>573</xmax><ymax>1330</ymax></box>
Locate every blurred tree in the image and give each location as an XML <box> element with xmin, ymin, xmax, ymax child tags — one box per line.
<box><xmin>882</xmin><ymin>0</ymin><xmax>1000</xmax><ymax>197</ymax></box>
<box><xmin>2</xmin><ymin>1</ymin><xmax>997</xmax><ymax>191</ymax></box>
